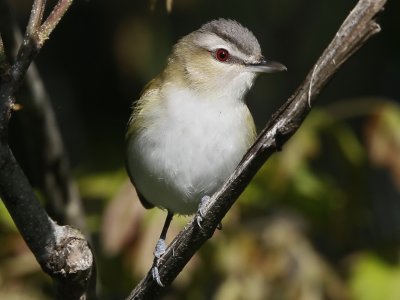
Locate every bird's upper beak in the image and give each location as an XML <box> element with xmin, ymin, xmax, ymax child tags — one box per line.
<box><xmin>246</xmin><ymin>58</ymin><xmax>287</xmax><ymax>73</ymax></box>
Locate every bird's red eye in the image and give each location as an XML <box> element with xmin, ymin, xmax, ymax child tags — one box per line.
<box><xmin>215</xmin><ymin>48</ymin><xmax>230</xmax><ymax>62</ymax></box>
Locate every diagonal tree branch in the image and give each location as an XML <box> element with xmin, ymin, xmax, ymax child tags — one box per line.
<box><xmin>127</xmin><ymin>0</ymin><xmax>386</xmax><ymax>298</ymax></box>
<box><xmin>0</xmin><ymin>1</ymin><xmax>95</xmax><ymax>299</ymax></box>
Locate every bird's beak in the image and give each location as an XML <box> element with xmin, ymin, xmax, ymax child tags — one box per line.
<box><xmin>246</xmin><ymin>58</ymin><xmax>287</xmax><ymax>73</ymax></box>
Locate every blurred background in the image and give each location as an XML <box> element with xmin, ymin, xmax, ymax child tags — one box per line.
<box><xmin>0</xmin><ymin>0</ymin><xmax>399</xmax><ymax>299</ymax></box>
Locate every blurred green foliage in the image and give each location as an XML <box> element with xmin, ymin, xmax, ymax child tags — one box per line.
<box><xmin>350</xmin><ymin>253</ymin><xmax>400</xmax><ymax>300</ymax></box>
<box><xmin>1</xmin><ymin>0</ymin><xmax>400</xmax><ymax>299</ymax></box>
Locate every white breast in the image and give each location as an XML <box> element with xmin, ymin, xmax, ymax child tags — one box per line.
<box><xmin>126</xmin><ymin>86</ymin><xmax>255</xmax><ymax>215</ymax></box>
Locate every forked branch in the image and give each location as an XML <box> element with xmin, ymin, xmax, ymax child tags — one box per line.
<box><xmin>0</xmin><ymin>1</ymin><xmax>95</xmax><ymax>299</ymax></box>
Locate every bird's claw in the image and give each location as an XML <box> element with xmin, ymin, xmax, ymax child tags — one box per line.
<box><xmin>151</xmin><ymin>264</ymin><xmax>164</xmax><ymax>287</ymax></box>
<box><xmin>196</xmin><ymin>214</ymin><xmax>203</xmax><ymax>228</ymax></box>
<box><xmin>196</xmin><ymin>195</ymin><xmax>211</xmax><ymax>229</ymax></box>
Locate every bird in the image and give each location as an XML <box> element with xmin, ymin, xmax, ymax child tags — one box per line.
<box><xmin>125</xmin><ymin>18</ymin><xmax>286</xmax><ymax>285</ymax></box>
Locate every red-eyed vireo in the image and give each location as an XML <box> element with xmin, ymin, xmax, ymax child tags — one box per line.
<box><xmin>126</xmin><ymin>18</ymin><xmax>286</xmax><ymax>285</ymax></box>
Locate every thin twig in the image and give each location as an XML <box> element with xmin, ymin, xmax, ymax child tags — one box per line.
<box><xmin>26</xmin><ymin>0</ymin><xmax>47</xmax><ymax>36</ymax></box>
<box><xmin>127</xmin><ymin>0</ymin><xmax>386</xmax><ymax>298</ymax></box>
<box><xmin>36</xmin><ymin>0</ymin><xmax>73</xmax><ymax>48</ymax></box>
<box><xmin>166</xmin><ymin>0</ymin><xmax>173</xmax><ymax>13</ymax></box>
<box><xmin>0</xmin><ymin>34</ymin><xmax>7</xmax><ymax>72</ymax></box>
<box><xmin>0</xmin><ymin>34</ymin><xmax>4</xmax><ymax>54</ymax></box>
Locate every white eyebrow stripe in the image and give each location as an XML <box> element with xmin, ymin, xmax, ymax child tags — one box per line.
<box><xmin>194</xmin><ymin>33</ymin><xmax>250</xmax><ymax>62</ymax></box>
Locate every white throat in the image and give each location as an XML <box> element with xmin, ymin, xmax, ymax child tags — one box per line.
<box><xmin>185</xmin><ymin>64</ymin><xmax>257</xmax><ymax>101</ymax></box>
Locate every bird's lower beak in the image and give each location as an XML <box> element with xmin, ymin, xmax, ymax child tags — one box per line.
<box><xmin>246</xmin><ymin>59</ymin><xmax>287</xmax><ymax>73</ymax></box>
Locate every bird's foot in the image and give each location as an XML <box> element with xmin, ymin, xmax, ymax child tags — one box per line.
<box><xmin>152</xmin><ymin>264</ymin><xmax>164</xmax><ymax>287</ymax></box>
<box><xmin>154</xmin><ymin>238</ymin><xmax>166</xmax><ymax>259</ymax></box>
<box><xmin>196</xmin><ymin>195</ymin><xmax>211</xmax><ymax>228</ymax></box>
<box><xmin>196</xmin><ymin>196</ymin><xmax>223</xmax><ymax>230</ymax></box>
<box><xmin>152</xmin><ymin>238</ymin><xmax>167</xmax><ymax>286</ymax></box>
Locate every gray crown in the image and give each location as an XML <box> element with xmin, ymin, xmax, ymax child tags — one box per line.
<box><xmin>199</xmin><ymin>18</ymin><xmax>261</xmax><ymax>56</ymax></box>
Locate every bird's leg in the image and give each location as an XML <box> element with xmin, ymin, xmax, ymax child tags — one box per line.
<box><xmin>152</xmin><ymin>210</ymin><xmax>173</xmax><ymax>287</ymax></box>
